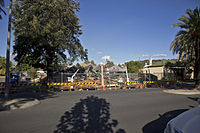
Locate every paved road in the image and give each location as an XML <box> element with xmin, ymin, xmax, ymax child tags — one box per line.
<box><xmin>0</xmin><ymin>88</ymin><xmax>199</xmax><ymax>133</ymax></box>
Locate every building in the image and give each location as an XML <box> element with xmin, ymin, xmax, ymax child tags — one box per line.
<box><xmin>141</xmin><ymin>65</ymin><xmax>165</xmax><ymax>80</ymax></box>
<box><xmin>140</xmin><ymin>57</ymin><xmax>194</xmax><ymax>80</ymax></box>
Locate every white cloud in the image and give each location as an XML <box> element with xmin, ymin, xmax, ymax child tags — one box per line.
<box><xmin>153</xmin><ymin>54</ymin><xmax>167</xmax><ymax>57</ymax></box>
<box><xmin>141</xmin><ymin>54</ymin><xmax>149</xmax><ymax>57</ymax></box>
<box><xmin>102</xmin><ymin>56</ymin><xmax>110</xmax><ymax>61</ymax></box>
<box><xmin>97</xmin><ymin>51</ymin><xmax>103</xmax><ymax>55</ymax></box>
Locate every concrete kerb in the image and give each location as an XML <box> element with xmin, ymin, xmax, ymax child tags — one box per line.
<box><xmin>0</xmin><ymin>98</ymin><xmax>40</xmax><ymax>111</ymax></box>
<box><xmin>163</xmin><ymin>89</ymin><xmax>200</xmax><ymax>95</ymax></box>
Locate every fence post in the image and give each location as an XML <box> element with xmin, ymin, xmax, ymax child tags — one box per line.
<box><xmin>60</xmin><ymin>72</ymin><xmax>63</xmax><ymax>90</ymax></box>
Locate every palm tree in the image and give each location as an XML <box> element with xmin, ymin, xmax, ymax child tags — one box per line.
<box><xmin>171</xmin><ymin>7</ymin><xmax>200</xmax><ymax>89</ymax></box>
<box><xmin>0</xmin><ymin>0</ymin><xmax>6</xmax><ymax>19</ymax></box>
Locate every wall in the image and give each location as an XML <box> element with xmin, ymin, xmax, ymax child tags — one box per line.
<box><xmin>142</xmin><ymin>66</ymin><xmax>164</xmax><ymax>80</ymax></box>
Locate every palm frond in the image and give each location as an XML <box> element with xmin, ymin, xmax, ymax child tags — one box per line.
<box><xmin>178</xmin><ymin>16</ymin><xmax>190</xmax><ymax>25</ymax></box>
<box><xmin>193</xmin><ymin>7</ymin><xmax>199</xmax><ymax>18</ymax></box>
<box><xmin>173</xmin><ymin>23</ymin><xmax>189</xmax><ymax>29</ymax></box>
<box><xmin>176</xmin><ymin>30</ymin><xmax>187</xmax><ymax>37</ymax></box>
<box><xmin>185</xmin><ymin>9</ymin><xmax>194</xmax><ymax>20</ymax></box>
<box><xmin>0</xmin><ymin>6</ymin><xmax>6</xmax><ymax>15</ymax></box>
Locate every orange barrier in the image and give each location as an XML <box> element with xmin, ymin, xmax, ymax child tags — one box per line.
<box><xmin>115</xmin><ymin>84</ymin><xmax>117</xmax><ymax>90</ymax></box>
<box><xmin>140</xmin><ymin>83</ymin><xmax>143</xmax><ymax>88</ymax></box>
<box><xmin>103</xmin><ymin>85</ymin><xmax>106</xmax><ymax>91</ymax></box>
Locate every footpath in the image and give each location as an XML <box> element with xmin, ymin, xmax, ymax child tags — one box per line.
<box><xmin>0</xmin><ymin>92</ymin><xmax>55</xmax><ymax>111</ymax></box>
<box><xmin>164</xmin><ymin>89</ymin><xmax>200</xmax><ymax>95</ymax></box>
<box><xmin>0</xmin><ymin>98</ymin><xmax>40</xmax><ymax>111</ymax></box>
<box><xmin>161</xmin><ymin>82</ymin><xmax>200</xmax><ymax>95</ymax></box>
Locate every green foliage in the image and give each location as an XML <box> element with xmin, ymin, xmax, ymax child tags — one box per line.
<box><xmin>125</xmin><ymin>61</ymin><xmax>144</xmax><ymax>73</ymax></box>
<box><xmin>0</xmin><ymin>56</ymin><xmax>6</xmax><ymax>75</ymax></box>
<box><xmin>15</xmin><ymin>64</ymin><xmax>38</xmax><ymax>72</ymax></box>
<box><xmin>90</xmin><ymin>60</ymin><xmax>96</xmax><ymax>66</ymax></box>
<box><xmin>165</xmin><ymin>61</ymin><xmax>193</xmax><ymax>80</ymax></box>
<box><xmin>28</xmin><ymin>67</ymin><xmax>39</xmax><ymax>79</ymax></box>
<box><xmin>151</xmin><ymin>59</ymin><xmax>176</xmax><ymax>66</ymax></box>
<box><xmin>165</xmin><ymin>61</ymin><xmax>187</xmax><ymax>68</ymax></box>
<box><xmin>171</xmin><ymin>8</ymin><xmax>200</xmax><ymax>62</ymax></box>
<box><xmin>14</xmin><ymin>64</ymin><xmax>39</xmax><ymax>79</ymax></box>
<box><xmin>171</xmin><ymin>7</ymin><xmax>200</xmax><ymax>86</ymax></box>
<box><xmin>85</xmin><ymin>60</ymin><xmax>96</xmax><ymax>66</ymax></box>
<box><xmin>105</xmin><ymin>61</ymin><xmax>114</xmax><ymax>67</ymax></box>
<box><xmin>12</xmin><ymin>0</ymin><xmax>88</xmax><ymax>73</ymax></box>
<box><xmin>0</xmin><ymin>56</ymin><xmax>13</xmax><ymax>75</ymax></box>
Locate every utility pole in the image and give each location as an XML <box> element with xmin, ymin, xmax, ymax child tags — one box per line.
<box><xmin>101</xmin><ymin>64</ymin><xmax>104</xmax><ymax>87</ymax></box>
<box><xmin>125</xmin><ymin>65</ymin><xmax>129</xmax><ymax>82</ymax></box>
<box><xmin>5</xmin><ymin>0</ymin><xmax>13</xmax><ymax>99</ymax></box>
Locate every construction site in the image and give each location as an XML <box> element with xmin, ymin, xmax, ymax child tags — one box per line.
<box><xmin>0</xmin><ymin>63</ymin><xmax>160</xmax><ymax>93</ymax></box>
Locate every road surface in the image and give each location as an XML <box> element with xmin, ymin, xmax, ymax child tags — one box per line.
<box><xmin>0</xmin><ymin>88</ymin><xmax>199</xmax><ymax>133</ymax></box>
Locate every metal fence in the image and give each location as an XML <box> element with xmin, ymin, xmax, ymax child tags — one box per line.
<box><xmin>46</xmin><ymin>72</ymin><xmax>159</xmax><ymax>90</ymax></box>
<box><xmin>0</xmin><ymin>76</ymin><xmax>5</xmax><ymax>83</ymax></box>
<box><xmin>0</xmin><ymin>71</ymin><xmax>161</xmax><ymax>93</ymax></box>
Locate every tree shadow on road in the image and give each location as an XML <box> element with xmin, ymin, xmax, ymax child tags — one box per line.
<box><xmin>187</xmin><ymin>96</ymin><xmax>200</xmax><ymax>102</ymax></box>
<box><xmin>142</xmin><ymin>109</ymin><xmax>188</xmax><ymax>133</ymax></box>
<box><xmin>54</xmin><ymin>96</ymin><xmax>126</xmax><ymax>133</ymax></box>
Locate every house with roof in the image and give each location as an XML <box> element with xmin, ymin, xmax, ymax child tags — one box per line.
<box><xmin>140</xmin><ymin>57</ymin><xmax>194</xmax><ymax>80</ymax></box>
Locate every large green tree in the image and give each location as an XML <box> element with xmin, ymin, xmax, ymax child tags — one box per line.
<box><xmin>0</xmin><ymin>56</ymin><xmax>6</xmax><ymax>75</ymax></box>
<box><xmin>171</xmin><ymin>7</ymin><xmax>200</xmax><ymax>88</ymax></box>
<box><xmin>125</xmin><ymin>61</ymin><xmax>143</xmax><ymax>73</ymax></box>
<box><xmin>0</xmin><ymin>0</ymin><xmax>6</xmax><ymax>19</ymax></box>
<box><xmin>12</xmin><ymin>0</ymin><xmax>88</xmax><ymax>75</ymax></box>
<box><xmin>105</xmin><ymin>60</ymin><xmax>114</xmax><ymax>67</ymax></box>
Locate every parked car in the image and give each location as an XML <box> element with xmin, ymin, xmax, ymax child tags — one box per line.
<box><xmin>164</xmin><ymin>99</ymin><xmax>200</xmax><ymax>133</ymax></box>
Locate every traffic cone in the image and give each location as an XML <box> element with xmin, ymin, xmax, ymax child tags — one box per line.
<box><xmin>103</xmin><ymin>85</ymin><xmax>106</xmax><ymax>91</ymax></box>
<box><xmin>140</xmin><ymin>83</ymin><xmax>143</xmax><ymax>89</ymax></box>
<box><xmin>115</xmin><ymin>84</ymin><xmax>117</xmax><ymax>90</ymax></box>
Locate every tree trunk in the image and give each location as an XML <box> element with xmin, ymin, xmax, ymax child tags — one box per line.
<box><xmin>194</xmin><ymin>39</ymin><xmax>200</xmax><ymax>89</ymax></box>
<box><xmin>194</xmin><ymin>64</ymin><xmax>200</xmax><ymax>89</ymax></box>
<box><xmin>194</xmin><ymin>59</ymin><xmax>200</xmax><ymax>89</ymax></box>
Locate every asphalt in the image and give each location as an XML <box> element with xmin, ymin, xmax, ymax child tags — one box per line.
<box><xmin>0</xmin><ymin>88</ymin><xmax>199</xmax><ymax>133</ymax></box>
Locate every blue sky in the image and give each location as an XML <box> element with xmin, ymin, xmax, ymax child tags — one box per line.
<box><xmin>0</xmin><ymin>0</ymin><xmax>199</xmax><ymax>65</ymax></box>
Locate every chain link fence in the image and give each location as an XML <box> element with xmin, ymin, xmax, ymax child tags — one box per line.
<box><xmin>47</xmin><ymin>72</ymin><xmax>159</xmax><ymax>90</ymax></box>
<box><xmin>0</xmin><ymin>71</ymin><xmax>161</xmax><ymax>93</ymax></box>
